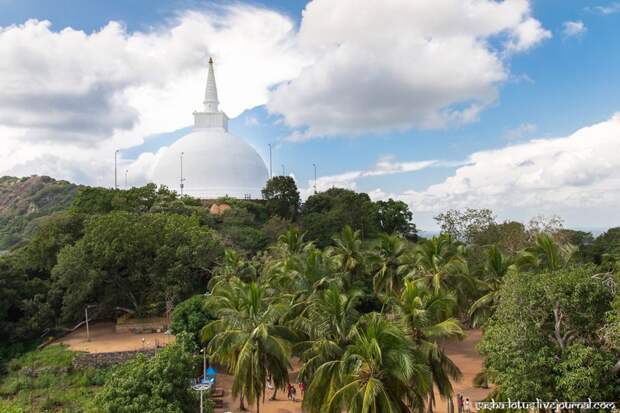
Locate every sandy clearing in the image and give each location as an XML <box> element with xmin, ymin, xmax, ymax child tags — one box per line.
<box><xmin>56</xmin><ymin>321</ymin><xmax>175</xmax><ymax>353</ymax></box>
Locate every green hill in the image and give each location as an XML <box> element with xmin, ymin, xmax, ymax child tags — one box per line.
<box><xmin>0</xmin><ymin>176</ymin><xmax>81</xmax><ymax>251</ymax></box>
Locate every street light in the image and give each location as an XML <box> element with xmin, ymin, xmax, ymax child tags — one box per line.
<box><xmin>114</xmin><ymin>150</ymin><xmax>120</xmax><ymax>189</ymax></box>
<box><xmin>125</xmin><ymin>169</ymin><xmax>128</xmax><ymax>189</ymax></box>
<box><xmin>84</xmin><ymin>304</ymin><xmax>97</xmax><ymax>342</ymax></box>
<box><xmin>268</xmin><ymin>143</ymin><xmax>273</xmax><ymax>179</ymax></box>
<box><xmin>313</xmin><ymin>163</ymin><xmax>317</xmax><ymax>194</ymax></box>
<box><xmin>180</xmin><ymin>152</ymin><xmax>186</xmax><ymax>195</ymax></box>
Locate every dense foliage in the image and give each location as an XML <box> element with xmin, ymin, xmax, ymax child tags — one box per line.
<box><xmin>1</xmin><ymin>175</ymin><xmax>619</xmax><ymax>411</ymax></box>
<box><xmin>98</xmin><ymin>336</ymin><xmax>201</xmax><ymax>413</ymax></box>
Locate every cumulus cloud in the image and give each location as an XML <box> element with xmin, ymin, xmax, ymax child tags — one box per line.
<box><xmin>300</xmin><ymin>115</ymin><xmax>620</xmax><ymax>229</ymax></box>
<box><xmin>0</xmin><ymin>5</ymin><xmax>303</xmax><ymax>186</ymax></box>
<box><xmin>299</xmin><ymin>156</ymin><xmax>437</xmax><ymax>198</ymax></box>
<box><xmin>388</xmin><ymin>114</ymin><xmax>620</xmax><ymax>227</ymax></box>
<box><xmin>562</xmin><ymin>20</ymin><xmax>587</xmax><ymax>38</ymax></box>
<box><xmin>269</xmin><ymin>0</ymin><xmax>551</xmax><ymax>140</ymax></box>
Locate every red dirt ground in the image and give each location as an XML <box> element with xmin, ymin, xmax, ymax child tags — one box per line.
<box><xmin>213</xmin><ymin>329</ymin><xmax>491</xmax><ymax>413</ymax></box>
<box><xmin>56</xmin><ymin>321</ymin><xmax>175</xmax><ymax>352</ymax></box>
<box><xmin>58</xmin><ymin>323</ymin><xmax>490</xmax><ymax>412</ymax></box>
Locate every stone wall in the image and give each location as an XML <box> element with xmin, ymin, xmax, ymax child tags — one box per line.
<box><xmin>73</xmin><ymin>349</ymin><xmax>159</xmax><ymax>369</ymax></box>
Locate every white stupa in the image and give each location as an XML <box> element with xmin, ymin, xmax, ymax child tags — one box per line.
<box><xmin>151</xmin><ymin>58</ymin><xmax>269</xmax><ymax>199</ymax></box>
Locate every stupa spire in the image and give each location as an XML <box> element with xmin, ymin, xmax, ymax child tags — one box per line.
<box><xmin>203</xmin><ymin>57</ymin><xmax>219</xmax><ymax>113</ymax></box>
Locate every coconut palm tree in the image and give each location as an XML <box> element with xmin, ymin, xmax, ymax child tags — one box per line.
<box><xmin>304</xmin><ymin>313</ymin><xmax>430</xmax><ymax>413</ymax></box>
<box><xmin>517</xmin><ymin>233</ymin><xmax>577</xmax><ymax>272</ymax></box>
<box><xmin>392</xmin><ymin>280</ymin><xmax>464</xmax><ymax>413</ymax></box>
<box><xmin>295</xmin><ymin>285</ymin><xmax>363</xmax><ymax>383</ymax></box>
<box><xmin>328</xmin><ymin>225</ymin><xmax>366</xmax><ymax>278</ymax></box>
<box><xmin>202</xmin><ymin>280</ymin><xmax>293</xmax><ymax>412</ymax></box>
<box><xmin>468</xmin><ymin>245</ymin><xmax>518</xmax><ymax>327</ymax></box>
<box><xmin>369</xmin><ymin>233</ymin><xmax>409</xmax><ymax>296</ymax></box>
<box><xmin>405</xmin><ymin>235</ymin><xmax>473</xmax><ymax>310</ymax></box>
<box><xmin>208</xmin><ymin>249</ymin><xmax>257</xmax><ymax>290</ymax></box>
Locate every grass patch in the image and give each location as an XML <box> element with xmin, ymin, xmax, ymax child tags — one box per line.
<box><xmin>0</xmin><ymin>344</ymin><xmax>111</xmax><ymax>412</ymax></box>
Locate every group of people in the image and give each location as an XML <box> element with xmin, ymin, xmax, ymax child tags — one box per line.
<box><xmin>286</xmin><ymin>382</ymin><xmax>305</xmax><ymax>401</ymax></box>
<box><xmin>457</xmin><ymin>394</ymin><xmax>471</xmax><ymax>413</ymax></box>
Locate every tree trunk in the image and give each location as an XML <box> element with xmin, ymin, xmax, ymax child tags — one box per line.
<box><xmin>257</xmin><ymin>396</ymin><xmax>261</xmax><ymax>413</ymax></box>
<box><xmin>239</xmin><ymin>395</ymin><xmax>246</xmax><ymax>411</ymax></box>
<box><xmin>270</xmin><ymin>387</ymin><xmax>278</xmax><ymax>401</ymax></box>
<box><xmin>427</xmin><ymin>390</ymin><xmax>434</xmax><ymax>413</ymax></box>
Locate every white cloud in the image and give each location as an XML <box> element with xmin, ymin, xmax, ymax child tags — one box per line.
<box><xmin>299</xmin><ymin>115</ymin><xmax>620</xmax><ymax>229</ymax></box>
<box><xmin>562</xmin><ymin>21</ymin><xmax>587</xmax><ymax>38</ymax></box>
<box><xmin>0</xmin><ymin>5</ymin><xmax>304</xmax><ymax>186</ymax></box>
<box><xmin>269</xmin><ymin>0</ymin><xmax>550</xmax><ymax>140</ymax></box>
<box><xmin>386</xmin><ymin>114</ymin><xmax>620</xmax><ymax>228</ymax></box>
<box><xmin>502</xmin><ymin>122</ymin><xmax>537</xmax><ymax>140</ymax></box>
<box><xmin>299</xmin><ymin>156</ymin><xmax>437</xmax><ymax>198</ymax></box>
<box><xmin>592</xmin><ymin>2</ymin><xmax>620</xmax><ymax>15</ymax></box>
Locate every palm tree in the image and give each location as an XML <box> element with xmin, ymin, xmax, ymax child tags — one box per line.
<box><xmin>295</xmin><ymin>286</ymin><xmax>363</xmax><ymax>383</ymax></box>
<box><xmin>517</xmin><ymin>233</ymin><xmax>576</xmax><ymax>272</ymax></box>
<box><xmin>328</xmin><ymin>225</ymin><xmax>366</xmax><ymax>278</ymax></box>
<box><xmin>208</xmin><ymin>249</ymin><xmax>256</xmax><ymax>290</ymax></box>
<box><xmin>369</xmin><ymin>233</ymin><xmax>409</xmax><ymax>296</ymax></box>
<box><xmin>406</xmin><ymin>235</ymin><xmax>473</xmax><ymax>310</ymax></box>
<box><xmin>468</xmin><ymin>245</ymin><xmax>518</xmax><ymax>327</ymax></box>
<box><xmin>304</xmin><ymin>313</ymin><xmax>430</xmax><ymax>413</ymax></box>
<box><xmin>392</xmin><ymin>280</ymin><xmax>464</xmax><ymax>413</ymax></box>
<box><xmin>202</xmin><ymin>280</ymin><xmax>293</xmax><ymax>412</ymax></box>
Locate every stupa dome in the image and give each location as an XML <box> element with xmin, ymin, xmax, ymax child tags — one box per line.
<box><xmin>151</xmin><ymin>58</ymin><xmax>268</xmax><ymax>199</ymax></box>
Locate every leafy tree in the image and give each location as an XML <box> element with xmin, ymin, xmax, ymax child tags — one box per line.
<box><xmin>53</xmin><ymin>212</ymin><xmax>223</xmax><ymax>321</ymax></box>
<box><xmin>555</xmin><ymin>343</ymin><xmax>619</xmax><ymax>400</ymax></box>
<box><xmin>261</xmin><ymin>216</ymin><xmax>293</xmax><ymax>244</ymax></box>
<box><xmin>170</xmin><ymin>295</ymin><xmax>214</xmax><ymax>348</ymax></box>
<box><xmin>213</xmin><ymin>207</ymin><xmax>268</xmax><ymax>255</ymax></box>
<box><xmin>98</xmin><ymin>337</ymin><xmax>200</xmax><ymax>413</ymax></box>
<box><xmin>478</xmin><ymin>266</ymin><xmax>619</xmax><ymax>400</ymax></box>
<box><xmin>589</xmin><ymin>227</ymin><xmax>620</xmax><ymax>265</ymax></box>
<box><xmin>375</xmin><ymin>199</ymin><xmax>416</xmax><ymax>239</ymax></box>
<box><xmin>261</xmin><ymin>176</ymin><xmax>300</xmax><ymax>220</ymax></box>
<box><xmin>434</xmin><ymin>208</ymin><xmax>496</xmax><ymax>244</ymax></box>
<box><xmin>301</xmin><ymin>188</ymin><xmax>379</xmax><ymax>247</ymax></box>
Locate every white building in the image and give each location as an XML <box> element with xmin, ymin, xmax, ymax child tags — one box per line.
<box><xmin>151</xmin><ymin>58</ymin><xmax>269</xmax><ymax>199</ymax></box>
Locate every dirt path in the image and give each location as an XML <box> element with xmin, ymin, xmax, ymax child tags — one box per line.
<box><xmin>57</xmin><ymin>322</ymin><xmax>175</xmax><ymax>353</ymax></box>
<box><xmin>213</xmin><ymin>329</ymin><xmax>491</xmax><ymax>413</ymax></box>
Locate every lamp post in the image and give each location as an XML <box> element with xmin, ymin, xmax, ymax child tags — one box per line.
<box><xmin>268</xmin><ymin>143</ymin><xmax>273</xmax><ymax>179</ymax></box>
<box><xmin>313</xmin><ymin>163</ymin><xmax>317</xmax><ymax>194</ymax></box>
<box><xmin>180</xmin><ymin>152</ymin><xmax>185</xmax><ymax>195</ymax></box>
<box><xmin>84</xmin><ymin>304</ymin><xmax>96</xmax><ymax>342</ymax></box>
<box><xmin>125</xmin><ymin>169</ymin><xmax>128</xmax><ymax>188</ymax></box>
<box><xmin>114</xmin><ymin>149</ymin><xmax>120</xmax><ymax>189</ymax></box>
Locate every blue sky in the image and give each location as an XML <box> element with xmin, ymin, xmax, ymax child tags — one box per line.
<box><xmin>1</xmin><ymin>0</ymin><xmax>619</xmax><ymax>230</ymax></box>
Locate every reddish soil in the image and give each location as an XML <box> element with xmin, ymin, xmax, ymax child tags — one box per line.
<box><xmin>57</xmin><ymin>323</ymin><xmax>490</xmax><ymax>412</ymax></box>
<box><xmin>213</xmin><ymin>330</ymin><xmax>491</xmax><ymax>413</ymax></box>
<box><xmin>56</xmin><ymin>321</ymin><xmax>175</xmax><ymax>353</ymax></box>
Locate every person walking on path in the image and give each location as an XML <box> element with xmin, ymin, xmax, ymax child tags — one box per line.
<box><xmin>457</xmin><ymin>394</ymin><xmax>463</xmax><ymax>413</ymax></box>
<box><xmin>465</xmin><ymin>397</ymin><xmax>471</xmax><ymax>413</ymax></box>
